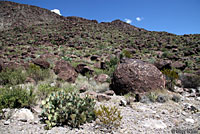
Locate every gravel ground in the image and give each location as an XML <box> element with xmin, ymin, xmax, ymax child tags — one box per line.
<box><xmin>0</xmin><ymin>95</ymin><xmax>199</xmax><ymax>134</ymax></box>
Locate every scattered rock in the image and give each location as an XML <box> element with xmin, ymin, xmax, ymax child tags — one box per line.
<box><xmin>96</xmin><ymin>94</ymin><xmax>111</xmax><ymax>102</ymax></box>
<box><xmin>104</xmin><ymin>90</ymin><xmax>115</xmax><ymax>96</ymax></box>
<box><xmin>25</xmin><ymin>77</ymin><xmax>36</xmax><ymax>84</ymax></box>
<box><xmin>154</xmin><ymin>60</ymin><xmax>172</xmax><ymax>70</ymax></box>
<box><xmin>173</xmin><ymin>86</ymin><xmax>184</xmax><ymax>93</ymax></box>
<box><xmin>11</xmin><ymin>108</ymin><xmax>34</xmax><ymax>122</ymax></box>
<box><xmin>75</xmin><ymin>64</ymin><xmax>93</xmax><ymax>76</ymax></box>
<box><xmin>171</xmin><ymin>61</ymin><xmax>186</xmax><ymax>70</ymax></box>
<box><xmin>4</xmin><ymin>120</ymin><xmax>10</xmax><ymax>125</ymax></box>
<box><xmin>183</xmin><ymin>103</ymin><xmax>199</xmax><ymax>113</ymax></box>
<box><xmin>142</xmin><ymin>119</ymin><xmax>167</xmax><ymax>129</ymax></box>
<box><xmin>171</xmin><ymin>95</ymin><xmax>181</xmax><ymax>103</ymax></box>
<box><xmin>185</xmin><ymin>118</ymin><xmax>195</xmax><ymax>124</ymax></box>
<box><xmin>179</xmin><ymin>73</ymin><xmax>200</xmax><ymax>89</ymax></box>
<box><xmin>33</xmin><ymin>58</ymin><xmax>50</xmax><ymax>69</ymax></box>
<box><xmin>79</xmin><ymin>85</ymin><xmax>88</xmax><ymax>93</ymax></box>
<box><xmin>111</xmin><ymin>59</ymin><xmax>166</xmax><ymax>95</ymax></box>
<box><xmin>156</xmin><ymin>95</ymin><xmax>168</xmax><ymax>103</ymax></box>
<box><xmin>119</xmin><ymin>99</ymin><xmax>127</xmax><ymax>106</ymax></box>
<box><xmin>85</xmin><ymin>91</ymin><xmax>97</xmax><ymax>99</ymax></box>
<box><xmin>54</xmin><ymin>60</ymin><xmax>78</xmax><ymax>83</ymax></box>
<box><xmin>139</xmin><ymin>95</ymin><xmax>151</xmax><ymax>104</ymax></box>
<box><xmin>90</xmin><ymin>55</ymin><xmax>100</xmax><ymax>61</ymax></box>
<box><xmin>95</xmin><ymin>74</ymin><xmax>110</xmax><ymax>83</ymax></box>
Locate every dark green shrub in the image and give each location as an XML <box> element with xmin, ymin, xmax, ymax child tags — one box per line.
<box><xmin>36</xmin><ymin>84</ymin><xmax>62</xmax><ymax>100</ymax></box>
<box><xmin>0</xmin><ymin>68</ymin><xmax>26</xmax><ymax>86</ymax></box>
<box><xmin>105</xmin><ymin>56</ymin><xmax>119</xmax><ymax>77</ymax></box>
<box><xmin>146</xmin><ymin>92</ymin><xmax>158</xmax><ymax>102</ymax></box>
<box><xmin>0</xmin><ymin>86</ymin><xmax>36</xmax><ymax>111</ymax></box>
<box><xmin>26</xmin><ymin>64</ymin><xmax>50</xmax><ymax>83</ymax></box>
<box><xmin>41</xmin><ymin>90</ymin><xmax>96</xmax><ymax>129</ymax></box>
<box><xmin>120</xmin><ymin>49</ymin><xmax>133</xmax><ymax>59</ymax></box>
<box><xmin>95</xmin><ymin>105</ymin><xmax>122</xmax><ymax>128</ymax></box>
<box><xmin>161</xmin><ymin>68</ymin><xmax>179</xmax><ymax>90</ymax></box>
<box><xmin>62</xmin><ymin>56</ymin><xmax>72</xmax><ymax>62</ymax></box>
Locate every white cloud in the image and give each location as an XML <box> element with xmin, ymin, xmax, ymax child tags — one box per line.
<box><xmin>125</xmin><ymin>18</ymin><xmax>132</xmax><ymax>24</ymax></box>
<box><xmin>136</xmin><ymin>17</ymin><xmax>143</xmax><ymax>21</ymax></box>
<box><xmin>51</xmin><ymin>9</ymin><xmax>61</xmax><ymax>15</ymax></box>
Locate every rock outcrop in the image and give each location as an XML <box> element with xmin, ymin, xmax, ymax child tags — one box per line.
<box><xmin>54</xmin><ymin>60</ymin><xmax>77</xmax><ymax>83</ymax></box>
<box><xmin>33</xmin><ymin>58</ymin><xmax>50</xmax><ymax>69</ymax></box>
<box><xmin>111</xmin><ymin>59</ymin><xmax>165</xmax><ymax>95</ymax></box>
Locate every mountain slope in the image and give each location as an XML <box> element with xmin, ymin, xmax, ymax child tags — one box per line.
<box><xmin>0</xmin><ymin>1</ymin><xmax>65</xmax><ymax>31</ymax></box>
<box><xmin>0</xmin><ymin>1</ymin><xmax>199</xmax><ymax>73</ymax></box>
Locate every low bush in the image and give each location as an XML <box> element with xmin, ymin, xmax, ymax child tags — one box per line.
<box><xmin>0</xmin><ymin>86</ymin><xmax>35</xmax><ymax>112</ymax></box>
<box><xmin>161</xmin><ymin>68</ymin><xmax>179</xmax><ymax>90</ymax></box>
<box><xmin>26</xmin><ymin>64</ymin><xmax>50</xmax><ymax>83</ymax></box>
<box><xmin>36</xmin><ymin>84</ymin><xmax>62</xmax><ymax>100</ymax></box>
<box><xmin>104</xmin><ymin>56</ymin><xmax>119</xmax><ymax>77</ymax></box>
<box><xmin>0</xmin><ymin>68</ymin><xmax>26</xmax><ymax>86</ymax></box>
<box><xmin>95</xmin><ymin>105</ymin><xmax>122</xmax><ymax>128</ymax></box>
<box><xmin>120</xmin><ymin>49</ymin><xmax>132</xmax><ymax>59</ymax></box>
<box><xmin>41</xmin><ymin>90</ymin><xmax>96</xmax><ymax>129</ymax></box>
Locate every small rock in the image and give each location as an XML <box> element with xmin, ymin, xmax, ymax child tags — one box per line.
<box><xmin>185</xmin><ymin>118</ymin><xmax>195</xmax><ymax>124</ymax></box>
<box><xmin>156</xmin><ymin>95</ymin><xmax>168</xmax><ymax>103</ymax></box>
<box><xmin>95</xmin><ymin>74</ymin><xmax>110</xmax><ymax>83</ymax></box>
<box><xmin>4</xmin><ymin>120</ymin><xmax>10</xmax><ymax>125</ymax></box>
<box><xmin>174</xmin><ymin>86</ymin><xmax>184</xmax><ymax>93</ymax></box>
<box><xmin>11</xmin><ymin>108</ymin><xmax>34</xmax><ymax>122</ymax></box>
<box><xmin>171</xmin><ymin>95</ymin><xmax>181</xmax><ymax>103</ymax></box>
<box><xmin>140</xmin><ymin>95</ymin><xmax>151</xmax><ymax>104</ymax></box>
<box><xmin>142</xmin><ymin>119</ymin><xmax>167</xmax><ymax>129</ymax></box>
<box><xmin>104</xmin><ymin>90</ymin><xmax>115</xmax><ymax>96</ymax></box>
<box><xmin>85</xmin><ymin>91</ymin><xmax>97</xmax><ymax>99</ymax></box>
<box><xmin>79</xmin><ymin>85</ymin><xmax>88</xmax><ymax>93</ymax></box>
<box><xmin>97</xmin><ymin>94</ymin><xmax>111</xmax><ymax>102</ymax></box>
<box><xmin>119</xmin><ymin>99</ymin><xmax>127</xmax><ymax>106</ymax></box>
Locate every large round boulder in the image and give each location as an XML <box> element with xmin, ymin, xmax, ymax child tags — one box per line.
<box><xmin>111</xmin><ymin>59</ymin><xmax>166</xmax><ymax>95</ymax></box>
<box><xmin>54</xmin><ymin>60</ymin><xmax>78</xmax><ymax>83</ymax></box>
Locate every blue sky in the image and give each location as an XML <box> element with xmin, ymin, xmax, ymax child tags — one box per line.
<box><xmin>7</xmin><ymin>0</ymin><xmax>200</xmax><ymax>35</ymax></box>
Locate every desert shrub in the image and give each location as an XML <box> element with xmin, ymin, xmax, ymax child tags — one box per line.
<box><xmin>62</xmin><ymin>56</ymin><xmax>72</xmax><ymax>63</ymax></box>
<box><xmin>36</xmin><ymin>84</ymin><xmax>62</xmax><ymax>100</ymax></box>
<box><xmin>26</xmin><ymin>63</ymin><xmax>50</xmax><ymax>83</ymax></box>
<box><xmin>0</xmin><ymin>86</ymin><xmax>35</xmax><ymax>112</ymax></box>
<box><xmin>120</xmin><ymin>49</ymin><xmax>132</xmax><ymax>59</ymax></box>
<box><xmin>161</xmin><ymin>68</ymin><xmax>179</xmax><ymax>90</ymax></box>
<box><xmin>95</xmin><ymin>105</ymin><xmax>122</xmax><ymax>128</ymax></box>
<box><xmin>161</xmin><ymin>51</ymin><xmax>174</xmax><ymax>58</ymax></box>
<box><xmin>0</xmin><ymin>68</ymin><xmax>26</xmax><ymax>86</ymax></box>
<box><xmin>41</xmin><ymin>90</ymin><xmax>96</xmax><ymax>129</ymax></box>
<box><xmin>146</xmin><ymin>92</ymin><xmax>158</xmax><ymax>102</ymax></box>
<box><xmin>105</xmin><ymin>56</ymin><xmax>119</xmax><ymax>77</ymax></box>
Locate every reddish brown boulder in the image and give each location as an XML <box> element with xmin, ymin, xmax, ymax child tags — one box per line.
<box><xmin>33</xmin><ymin>58</ymin><xmax>50</xmax><ymax>69</ymax></box>
<box><xmin>154</xmin><ymin>60</ymin><xmax>172</xmax><ymax>70</ymax></box>
<box><xmin>111</xmin><ymin>59</ymin><xmax>166</xmax><ymax>95</ymax></box>
<box><xmin>54</xmin><ymin>60</ymin><xmax>77</xmax><ymax>83</ymax></box>
<box><xmin>75</xmin><ymin>64</ymin><xmax>93</xmax><ymax>76</ymax></box>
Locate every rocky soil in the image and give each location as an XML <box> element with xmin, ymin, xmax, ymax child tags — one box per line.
<box><xmin>0</xmin><ymin>93</ymin><xmax>199</xmax><ymax>134</ymax></box>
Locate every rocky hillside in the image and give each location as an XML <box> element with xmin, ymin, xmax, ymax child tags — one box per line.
<box><xmin>0</xmin><ymin>1</ymin><xmax>200</xmax><ymax>134</ymax></box>
<box><xmin>0</xmin><ymin>1</ymin><xmax>199</xmax><ymax>74</ymax></box>
<box><xmin>0</xmin><ymin>1</ymin><xmax>65</xmax><ymax>31</ymax></box>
